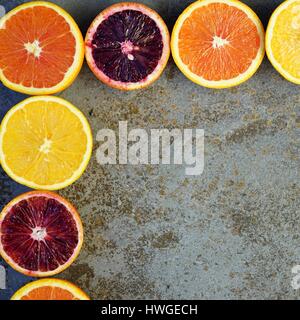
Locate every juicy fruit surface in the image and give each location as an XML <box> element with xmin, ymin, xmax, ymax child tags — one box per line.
<box><xmin>178</xmin><ymin>2</ymin><xmax>261</xmax><ymax>81</ymax></box>
<box><xmin>20</xmin><ymin>286</ymin><xmax>80</xmax><ymax>300</ymax></box>
<box><xmin>0</xmin><ymin>97</ymin><xmax>92</xmax><ymax>189</ymax></box>
<box><xmin>268</xmin><ymin>0</ymin><xmax>300</xmax><ymax>80</ymax></box>
<box><xmin>0</xmin><ymin>3</ymin><xmax>83</xmax><ymax>93</ymax></box>
<box><xmin>91</xmin><ymin>9</ymin><xmax>163</xmax><ymax>83</ymax></box>
<box><xmin>0</xmin><ymin>195</ymin><xmax>79</xmax><ymax>274</ymax></box>
<box><xmin>11</xmin><ymin>279</ymin><xmax>90</xmax><ymax>300</ymax></box>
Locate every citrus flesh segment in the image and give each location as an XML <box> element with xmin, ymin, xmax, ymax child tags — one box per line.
<box><xmin>266</xmin><ymin>0</ymin><xmax>300</xmax><ymax>84</ymax></box>
<box><xmin>92</xmin><ymin>10</ymin><xmax>163</xmax><ymax>82</ymax></box>
<box><xmin>85</xmin><ymin>2</ymin><xmax>170</xmax><ymax>90</ymax></box>
<box><xmin>171</xmin><ymin>0</ymin><xmax>265</xmax><ymax>88</ymax></box>
<box><xmin>0</xmin><ymin>1</ymin><xmax>84</xmax><ymax>95</ymax></box>
<box><xmin>0</xmin><ymin>191</ymin><xmax>83</xmax><ymax>277</ymax></box>
<box><xmin>0</xmin><ymin>96</ymin><xmax>93</xmax><ymax>190</ymax></box>
<box><xmin>11</xmin><ymin>279</ymin><xmax>90</xmax><ymax>300</ymax></box>
<box><xmin>0</xmin><ymin>97</ymin><xmax>91</xmax><ymax>189</ymax></box>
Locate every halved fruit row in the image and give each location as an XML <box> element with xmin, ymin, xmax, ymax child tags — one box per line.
<box><xmin>0</xmin><ymin>3</ymin><xmax>91</xmax><ymax>300</ymax></box>
<box><xmin>0</xmin><ymin>97</ymin><xmax>90</xmax><ymax>296</ymax></box>
<box><xmin>2</xmin><ymin>0</ymin><xmax>298</xmax><ymax>91</ymax></box>
<box><xmin>0</xmin><ymin>1</ymin><xmax>170</xmax><ymax>93</ymax></box>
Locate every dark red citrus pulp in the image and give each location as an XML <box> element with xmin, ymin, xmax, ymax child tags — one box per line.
<box><xmin>0</xmin><ymin>195</ymin><xmax>79</xmax><ymax>274</ymax></box>
<box><xmin>91</xmin><ymin>9</ymin><xmax>164</xmax><ymax>83</ymax></box>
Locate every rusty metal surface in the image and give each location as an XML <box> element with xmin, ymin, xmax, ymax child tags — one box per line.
<box><xmin>1</xmin><ymin>0</ymin><xmax>300</xmax><ymax>300</ymax></box>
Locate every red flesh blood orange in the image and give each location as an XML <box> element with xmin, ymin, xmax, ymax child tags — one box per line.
<box><xmin>85</xmin><ymin>2</ymin><xmax>170</xmax><ymax>90</ymax></box>
<box><xmin>0</xmin><ymin>191</ymin><xmax>83</xmax><ymax>277</ymax></box>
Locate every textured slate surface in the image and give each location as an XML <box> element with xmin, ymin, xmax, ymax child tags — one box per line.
<box><xmin>0</xmin><ymin>0</ymin><xmax>300</xmax><ymax>300</ymax></box>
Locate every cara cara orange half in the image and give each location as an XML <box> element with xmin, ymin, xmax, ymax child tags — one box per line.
<box><xmin>171</xmin><ymin>0</ymin><xmax>265</xmax><ymax>88</ymax></box>
<box><xmin>0</xmin><ymin>1</ymin><xmax>84</xmax><ymax>95</ymax></box>
<box><xmin>11</xmin><ymin>279</ymin><xmax>90</xmax><ymax>300</ymax></box>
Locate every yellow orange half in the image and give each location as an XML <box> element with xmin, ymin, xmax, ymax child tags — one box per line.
<box><xmin>0</xmin><ymin>96</ymin><xmax>93</xmax><ymax>190</ymax></box>
<box><xmin>266</xmin><ymin>0</ymin><xmax>300</xmax><ymax>84</ymax></box>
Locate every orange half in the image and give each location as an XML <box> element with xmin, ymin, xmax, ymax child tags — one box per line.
<box><xmin>0</xmin><ymin>191</ymin><xmax>84</xmax><ymax>277</ymax></box>
<box><xmin>266</xmin><ymin>0</ymin><xmax>300</xmax><ymax>84</ymax></box>
<box><xmin>11</xmin><ymin>279</ymin><xmax>90</xmax><ymax>300</ymax></box>
<box><xmin>0</xmin><ymin>1</ymin><xmax>84</xmax><ymax>95</ymax></box>
<box><xmin>171</xmin><ymin>0</ymin><xmax>265</xmax><ymax>88</ymax></box>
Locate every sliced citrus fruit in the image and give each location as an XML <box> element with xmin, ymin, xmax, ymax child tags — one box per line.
<box><xmin>11</xmin><ymin>278</ymin><xmax>90</xmax><ymax>300</ymax></box>
<box><xmin>85</xmin><ymin>2</ymin><xmax>170</xmax><ymax>90</ymax></box>
<box><xmin>0</xmin><ymin>191</ymin><xmax>83</xmax><ymax>277</ymax></box>
<box><xmin>171</xmin><ymin>0</ymin><xmax>265</xmax><ymax>88</ymax></box>
<box><xmin>0</xmin><ymin>96</ymin><xmax>93</xmax><ymax>190</ymax></box>
<box><xmin>266</xmin><ymin>0</ymin><xmax>300</xmax><ymax>84</ymax></box>
<box><xmin>0</xmin><ymin>1</ymin><xmax>84</xmax><ymax>95</ymax></box>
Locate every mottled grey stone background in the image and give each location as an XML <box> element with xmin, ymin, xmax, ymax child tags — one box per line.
<box><xmin>0</xmin><ymin>0</ymin><xmax>300</xmax><ymax>300</ymax></box>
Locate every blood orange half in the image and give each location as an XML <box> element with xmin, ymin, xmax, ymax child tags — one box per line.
<box><xmin>0</xmin><ymin>1</ymin><xmax>84</xmax><ymax>95</ymax></box>
<box><xmin>85</xmin><ymin>2</ymin><xmax>170</xmax><ymax>90</ymax></box>
<box><xmin>0</xmin><ymin>191</ymin><xmax>83</xmax><ymax>277</ymax></box>
<box><xmin>171</xmin><ymin>0</ymin><xmax>265</xmax><ymax>88</ymax></box>
<box><xmin>11</xmin><ymin>279</ymin><xmax>90</xmax><ymax>300</ymax></box>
